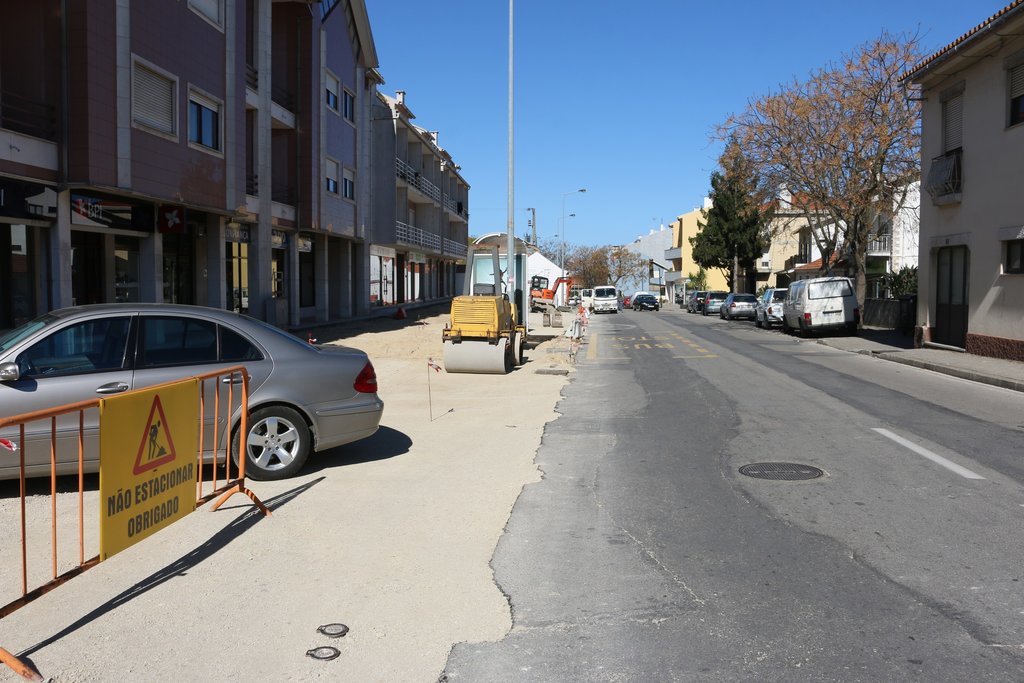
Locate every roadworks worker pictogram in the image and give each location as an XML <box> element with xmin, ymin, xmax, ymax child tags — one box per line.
<box><xmin>133</xmin><ymin>394</ymin><xmax>178</xmax><ymax>475</ymax></box>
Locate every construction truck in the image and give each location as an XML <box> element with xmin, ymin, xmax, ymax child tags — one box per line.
<box><xmin>529</xmin><ymin>275</ymin><xmax>572</xmax><ymax>312</ymax></box>
<box><xmin>442</xmin><ymin>245</ymin><xmax>527</xmax><ymax>374</ymax></box>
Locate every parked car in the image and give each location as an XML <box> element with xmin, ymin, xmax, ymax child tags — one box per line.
<box><xmin>0</xmin><ymin>304</ymin><xmax>384</xmax><ymax>481</ymax></box>
<box><xmin>687</xmin><ymin>291</ymin><xmax>708</xmax><ymax>314</ymax></box>
<box><xmin>701</xmin><ymin>291</ymin><xmax>729</xmax><ymax>316</ymax></box>
<box><xmin>755</xmin><ymin>288</ymin><xmax>788</xmax><ymax>329</ymax></box>
<box><xmin>632</xmin><ymin>293</ymin><xmax>660</xmax><ymax>311</ymax></box>
<box><xmin>622</xmin><ymin>296</ymin><xmax>632</xmax><ymax>308</ymax></box>
<box><xmin>720</xmin><ymin>293</ymin><xmax>758</xmax><ymax>320</ymax></box>
<box><xmin>781</xmin><ymin>277</ymin><xmax>859</xmax><ymax>336</ymax></box>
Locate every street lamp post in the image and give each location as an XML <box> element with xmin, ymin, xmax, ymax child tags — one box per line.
<box><xmin>557</xmin><ymin>213</ymin><xmax>576</xmax><ymax>270</ymax></box>
<box><xmin>560</xmin><ymin>188</ymin><xmax>586</xmax><ymax>273</ymax></box>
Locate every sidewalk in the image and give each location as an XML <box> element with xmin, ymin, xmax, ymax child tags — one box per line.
<box><xmin>818</xmin><ymin>328</ymin><xmax>1024</xmax><ymax>393</ymax></box>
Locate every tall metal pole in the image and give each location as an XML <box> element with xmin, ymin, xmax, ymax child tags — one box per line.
<box><xmin>506</xmin><ymin>0</ymin><xmax>515</xmax><ymax>312</ymax></box>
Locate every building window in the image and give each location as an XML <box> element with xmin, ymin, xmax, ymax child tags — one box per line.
<box><xmin>189</xmin><ymin>0</ymin><xmax>223</xmax><ymax>26</ymax></box>
<box><xmin>133</xmin><ymin>59</ymin><xmax>176</xmax><ymax>135</ymax></box>
<box><xmin>343</xmin><ymin>168</ymin><xmax>355</xmax><ymax>200</ymax></box>
<box><xmin>188</xmin><ymin>91</ymin><xmax>221</xmax><ymax>151</ymax></box>
<box><xmin>326</xmin><ymin>158</ymin><xmax>340</xmax><ymax>195</ymax></box>
<box><xmin>1010</xmin><ymin>64</ymin><xmax>1024</xmax><ymax>127</ymax></box>
<box><xmin>1007</xmin><ymin>240</ymin><xmax>1024</xmax><ymax>274</ymax></box>
<box><xmin>326</xmin><ymin>72</ymin><xmax>340</xmax><ymax>113</ymax></box>
<box><xmin>343</xmin><ymin>90</ymin><xmax>355</xmax><ymax>122</ymax></box>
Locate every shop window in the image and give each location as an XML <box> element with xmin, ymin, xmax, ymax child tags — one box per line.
<box><xmin>299</xmin><ymin>249</ymin><xmax>315</xmax><ymax>308</ymax></box>
<box><xmin>114</xmin><ymin>236</ymin><xmax>140</xmax><ymax>303</ymax></box>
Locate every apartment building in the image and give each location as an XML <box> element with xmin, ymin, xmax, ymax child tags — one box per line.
<box><xmin>904</xmin><ymin>1</ymin><xmax>1024</xmax><ymax>358</ymax></box>
<box><xmin>663</xmin><ymin>201</ymin><xmax>729</xmax><ymax>299</ymax></box>
<box><xmin>0</xmin><ymin>0</ymin><xmax>383</xmax><ymax>331</ymax></box>
<box><xmin>368</xmin><ymin>90</ymin><xmax>469</xmax><ymax>308</ymax></box>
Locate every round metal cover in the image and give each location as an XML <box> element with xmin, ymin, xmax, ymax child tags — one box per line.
<box><xmin>317</xmin><ymin>623</ymin><xmax>349</xmax><ymax>638</ymax></box>
<box><xmin>307</xmin><ymin>646</ymin><xmax>341</xmax><ymax>661</ymax></box>
<box><xmin>739</xmin><ymin>462</ymin><xmax>824</xmax><ymax>481</ymax></box>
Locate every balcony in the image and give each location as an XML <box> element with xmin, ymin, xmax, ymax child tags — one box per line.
<box><xmin>784</xmin><ymin>254</ymin><xmax>810</xmax><ymax>271</ymax></box>
<box><xmin>0</xmin><ymin>90</ymin><xmax>57</xmax><ymax>141</ymax></box>
<box><xmin>664</xmin><ymin>270</ymin><xmax>684</xmax><ymax>283</ymax></box>
<box><xmin>442</xmin><ymin>194</ymin><xmax>469</xmax><ymax>221</ymax></box>
<box><xmin>867</xmin><ymin>233</ymin><xmax>891</xmax><ymax>255</ymax></box>
<box><xmin>926</xmin><ymin>149</ymin><xmax>962</xmax><ymax>204</ymax></box>
<box><xmin>664</xmin><ymin>246</ymin><xmax>683</xmax><ymax>260</ymax></box>
<box><xmin>396</xmin><ymin>158</ymin><xmax>441</xmax><ymax>203</ymax></box>
<box><xmin>396</xmin><ymin>220</ymin><xmax>442</xmax><ymax>252</ymax></box>
<box><xmin>444</xmin><ymin>237</ymin><xmax>468</xmax><ymax>259</ymax></box>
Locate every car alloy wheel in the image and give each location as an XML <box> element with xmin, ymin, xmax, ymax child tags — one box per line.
<box><xmin>235</xmin><ymin>405</ymin><xmax>311</xmax><ymax>481</ymax></box>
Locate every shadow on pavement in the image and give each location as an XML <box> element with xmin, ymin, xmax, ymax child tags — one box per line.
<box><xmin>16</xmin><ymin>477</ymin><xmax>323</xmax><ymax>670</ymax></box>
<box><xmin>306</xmin><ymin>426</ymin><xmax>411</xmax><ymax>474</ymax></box>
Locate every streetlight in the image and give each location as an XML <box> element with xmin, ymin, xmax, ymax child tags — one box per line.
<box><xmin>560</xmin><ymin>188</ymin><xmax>586</xmax><ymax>272</ymax></box>
<box><xmin>557</xmin><ymin>213</ymin><xmax>575</xmax><ymax>274</ymax></box>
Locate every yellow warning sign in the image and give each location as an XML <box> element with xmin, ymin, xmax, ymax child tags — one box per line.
<box><xmin>99</xmin><ymin>379</ymin><xmax>199</xmax><ymax>560</ymax></box>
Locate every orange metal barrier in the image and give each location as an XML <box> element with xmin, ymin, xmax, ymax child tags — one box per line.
<box><xmin>0</xmin><ymin>365</ymin><xmax>267</xmax><ymax>680</ymax></box>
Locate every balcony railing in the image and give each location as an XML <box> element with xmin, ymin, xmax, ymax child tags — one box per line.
<box><xmin>444</xmin><ymin>237</ymin><xmax>468</xmax><ymax>259</ymax></box>
<box><xmin>271</xmin><ymin>183</ymin><xmax>296</xmax><ymax>206</ymax></box>
<box><xmin>246</xmin><ymin>173</ymin><xmax>258</xmax><ymax>196</ymax></box>
<box><xmin>867</xmin><ymin>233</ymin><xmax>891</xmax><ymax>254</ymax></box>
<box><xmin>926</xmin><ymin>149</ymin><xmax>962</xmax><ymax>201</ymax></box>
<box><xmin>0</xmin><ymin>90</ymin><xmax>57</xmax><ymax>141</ymax></box>
<box><xmin>395</xmin><ymin>158</ymin><xmax>441</xmax><ymax>203</ymax></box>
<box><xmin>396</xmin><ymin>221</ymin><xmax>442</xmax><ymax>252</ymax></box>
<box><xmin>271</xmin><ymin>83</ymin><xmax>294</xmax><ymax>112</ymax></box>
<box><xmin>245</xmin><ymin>64</ymin><xmax>259</xmax><ymax>90</ymax></box>
<box><xmin>784</xmin><ymin>254</ymin><xmax>810</xmax><ymax>271</ymax></box>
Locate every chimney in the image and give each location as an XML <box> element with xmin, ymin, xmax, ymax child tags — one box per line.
<box><xmin>395</xmin><ymin>90</ymin><xmax>405</xmax><ymax>105</ymax></box>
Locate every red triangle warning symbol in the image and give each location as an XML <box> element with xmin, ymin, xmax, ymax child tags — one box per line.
<box><xmin>133</xmin><ymin>394</ymin><xmax>178</xmax><ymax>475</ymax></box>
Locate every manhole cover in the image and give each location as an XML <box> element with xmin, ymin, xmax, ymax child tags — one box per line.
<box><xmin>739</xmin><ymin>462</ymin><xmax>824</xmax><ymax>481</ymax></box>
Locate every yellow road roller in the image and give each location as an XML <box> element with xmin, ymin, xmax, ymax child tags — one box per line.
<box><xmin>442</xmin><ymin>246</ymin><xmax>526</xmax><ymax>374</ymax></box>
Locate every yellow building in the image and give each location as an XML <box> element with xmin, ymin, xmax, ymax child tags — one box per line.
<box><xmin>664</xmin><ymin>201</ymin><xmax>729</xmax><ymax>300</ymax></box>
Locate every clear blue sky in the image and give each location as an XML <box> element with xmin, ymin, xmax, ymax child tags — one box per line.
<box><xmin>367</xmin><ymin>1</ymin><xmax>1009</xmax><ymax>249</ymax></box>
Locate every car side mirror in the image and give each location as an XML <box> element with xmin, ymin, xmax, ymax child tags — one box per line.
<box><xmin>0</xmin><ymin>362</ymin><xmax>20</xmax><ymax>382</ymax></box>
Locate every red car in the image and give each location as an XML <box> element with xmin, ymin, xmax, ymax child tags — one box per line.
<box><xmin>622</xmin><ymin>296</ymin><xmax>631</xmax><ymax>307</ymax></box>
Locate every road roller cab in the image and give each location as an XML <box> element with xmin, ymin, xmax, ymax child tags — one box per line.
<box><xmin>442</xmin><ymin>245</ymin><xmax>526</xmax><ymax>374</ymax></box>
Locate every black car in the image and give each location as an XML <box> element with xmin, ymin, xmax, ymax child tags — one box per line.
<box><xmin>632</xmin><ymin>294</ymin><xmax>660</xmax><ymax>311</ymax></box>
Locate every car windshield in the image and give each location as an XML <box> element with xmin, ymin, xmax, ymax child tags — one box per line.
<box><xmin>808</xmin><ymin>280</ymin><xmax>853</xmax><ymax>299</ymax></box>
<box><xmin>0</xmin><ymin>314</ymin><xmax>59</xmax><ymax>354</ymax></box>
<box><xmin>595</xmin><ymin>288</ymin><xmax>616</xmax><ymax>297</ymax></box>
<box><xmin>637</xmin><ymin>295</ymin><xmax>655</xmax><ymax>301</ymax></box>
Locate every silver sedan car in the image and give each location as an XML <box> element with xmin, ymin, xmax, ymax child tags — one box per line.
<box><xmin>0</xmin><ymin>304</ymin><xmax>384</xmax><ymax>481</ymax></box>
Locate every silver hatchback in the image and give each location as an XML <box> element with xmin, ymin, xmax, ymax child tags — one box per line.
<box><xmin>0</xmin><ymin>304</ymin><xmax>384</xmax><ymax>481</ymax></box>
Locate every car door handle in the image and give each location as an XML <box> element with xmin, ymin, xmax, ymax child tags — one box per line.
<box><xmin>95</xmin><ymin>382</ymin><xmax>130</xmax><ymax>395</ymax></box>
<box><xmin>221</xmin><ymin>376</ymin><xmax>244</xmax><ymax>384</ymax></box>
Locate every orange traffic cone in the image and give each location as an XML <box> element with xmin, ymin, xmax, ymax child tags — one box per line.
<box><xmin>394</xmin><ymin>307</ymin><xmax>407</xmax><ymax>320</ymax></box>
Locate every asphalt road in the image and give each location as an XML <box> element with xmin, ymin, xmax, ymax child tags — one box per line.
<box><xmin>443</xmin><ymin>306</ymin><xmax>1024</xmax><ymax>681</ymax></box>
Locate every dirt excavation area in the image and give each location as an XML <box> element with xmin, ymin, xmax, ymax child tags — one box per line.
<box><xmin>0</xmin><ymin>305</ymin><xmax>576</xmax><ymax>682</ymax></box>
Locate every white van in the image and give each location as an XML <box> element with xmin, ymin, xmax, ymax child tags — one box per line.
<box><xmin>591</xmin><ymin>285</ymin><xmax>619</xmax><ymax>314</ymax></box>
<box><xmin>580</xmin><ymin>288</ymin><xmax>594</xmax><ymax>311</ymax></box>
<box><xmin>782</xmin><ymin>276</ymin><xmax>859</xmax><ymax>335</ymax></box>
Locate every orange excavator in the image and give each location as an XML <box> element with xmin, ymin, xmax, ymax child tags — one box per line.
<box><xmin>529</xmin><ymin>275</ymin><xmax>572</xmax><ymax>312</ymax></box>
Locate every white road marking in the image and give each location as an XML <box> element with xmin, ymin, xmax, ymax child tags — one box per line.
<box><xmin>872</xmin><ymin>428</ymin><xmax>985</xmax><ymax>480</ymax></box>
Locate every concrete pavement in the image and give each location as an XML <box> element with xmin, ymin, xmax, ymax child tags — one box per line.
<box><xmin>818</xmin><ymin>327</ymin><xmax>1024</xmax><ymax>393</ymax></box>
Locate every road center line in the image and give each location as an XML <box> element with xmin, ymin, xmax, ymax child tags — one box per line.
<box><xmin>871</xmin><ymin>428</ymin><xmax>985</xmax><ymax>480</ymax></box>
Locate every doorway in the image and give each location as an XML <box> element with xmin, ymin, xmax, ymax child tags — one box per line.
<box><xmin>935</xmin><ymin>245</ymin><xmax>968</xmax><ymax>348</ymax></box>
<box><xmin>71</xmin><ymin>231</ymin><xmax>104</xmax><ymax>306</ymax></box>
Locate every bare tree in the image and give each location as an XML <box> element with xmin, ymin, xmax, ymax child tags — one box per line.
<box><xmin>721</xmin><ymin>32</ymin><xmax>923</xmax><ymax>309</ymax></box>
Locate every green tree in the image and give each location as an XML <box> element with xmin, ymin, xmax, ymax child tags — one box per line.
<box><xmin>687</xmin><ymin>268</ymin><xmax>708</xmax><ymax>291</ymax></box>
<box><xmin>881</xmin><ymin>265</ymin><xmax>917</xmax><ymax>298</ymax></box>
<box><xmin>690</xmin><ymin>141</ymin><xmax>771</xmax><ymax>292</ymax></box>
<box><xmin>722</xmin><ymin>32</ymin><xmax>923</xmax><ymax>309</ymax></box>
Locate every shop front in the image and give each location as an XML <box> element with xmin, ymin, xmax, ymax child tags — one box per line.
<box><xmin>0</xmin><ymin>177</ymin><xmax>54</xmax><ymax>330</ymax></box>
<box><xmin>370</xmin><ymin>245</ymin><xmax>396</xmax><ymax>307</ymax></box>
